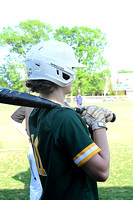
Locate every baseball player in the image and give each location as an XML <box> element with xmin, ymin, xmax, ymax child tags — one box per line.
<box><xmin>10</xmin><ymin>106</ymin><xmax>42</xmax><ymax>200</ymax></box>
<box><xmin>25</xmin><ymin>40</ymin><xmax>113</xmax><ymax>200</ymax></box>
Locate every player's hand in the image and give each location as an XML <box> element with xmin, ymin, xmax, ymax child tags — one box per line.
<box><xmin>81</xmin><ymin>105</ymin><xmax>113</xmax><ymax>123</ymax></box>
<box><xmin>81</xmin><ymin>105</ymin><xmax>113</xmax><ymax>131</ymax></box>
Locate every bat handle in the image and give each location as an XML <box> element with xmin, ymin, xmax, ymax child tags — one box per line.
<box><xmin>76</xmin><ymin>107</ymin><xmax>116</xmax><ymax>123</ymax></box>
<box><xmin>75</xmin><ymin>107</ymin><xmax>85</xmax><ymax>114</ymax></box>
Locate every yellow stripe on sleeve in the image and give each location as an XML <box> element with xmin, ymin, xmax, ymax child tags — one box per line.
<box><xmin>73</xmin><ymin>143</ymin><xmax>101</xmax><ymax>167</ymax></box>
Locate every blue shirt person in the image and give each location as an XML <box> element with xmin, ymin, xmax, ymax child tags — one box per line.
<box><xmin>75</xmin><ymin>92</ymin><xmax>82</xmax><ymax>108</ymax></box>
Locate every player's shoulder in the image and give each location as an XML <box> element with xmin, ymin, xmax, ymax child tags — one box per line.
<box><xmin>33</xmin><ymin>107</ymin><xmax>80</xmax><ymax>121</ymax></box>
<box><xmin>57</xmin><ymin>107</ymin><xmax>76</xmax><ymax>114</ymax></box>
<box><xmin>52</xmin><ymin>107</ymin><xmax>80</xmax><ymax>120</ymax></box>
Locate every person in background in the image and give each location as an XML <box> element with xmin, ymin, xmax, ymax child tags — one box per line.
<box><xmin>75</xmin><ymin>92</ymin><xmax>82</xmax><ymax>108</ymax></box>
<box><xmin>10</xmin><ymin>106</ymin><xmax>42</xmax><ymax>200</ymax></box>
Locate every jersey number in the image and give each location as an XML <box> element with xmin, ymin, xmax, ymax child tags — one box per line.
<box><xmin>31</xmin><ymin>135</ymin><xmax>47</xmax><ymax>176</ymax></box>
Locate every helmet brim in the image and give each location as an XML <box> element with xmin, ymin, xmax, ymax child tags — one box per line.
<box><xmin>73</xmin><ymin>62</ymin><xmax>86</xmax><ymax>68</ymax></box>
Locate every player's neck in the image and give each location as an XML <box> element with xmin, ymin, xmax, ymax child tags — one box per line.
<box><xmin>40</xmin><ymin>88</ymin><xmax>66</xmax><ymax>104</ymax></box>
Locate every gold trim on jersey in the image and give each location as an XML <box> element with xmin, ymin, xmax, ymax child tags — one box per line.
<box><xmin>48</xmin><ymin>99</ymin><xmax>65</xmax><ymax>105</ymax></box>
<box><xmin>73</xmin><ymin>143</ymin><xmax>101</xmax><ymax>167</ymax></box>
<box><xmin>31</xmin><ymin>135</ymin><xmax>47</xmax><ymax>176</ymax></box>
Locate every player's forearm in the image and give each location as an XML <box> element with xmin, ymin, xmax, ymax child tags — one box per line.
<box><xmin>81</xmin><ymin>128</ymin><xmax>110</xmax><ymax>182</ymax></box>
<box><xmin>93</xmin><ymin>128</ymin><xmax>110</xmax><ymax>173</ymax></box>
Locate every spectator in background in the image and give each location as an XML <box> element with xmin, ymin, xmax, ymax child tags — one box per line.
<box><xmin>75</xmin><ymin>92</ymin><xmax>82</xmax><ymax>108</ymax></box>
<box><xmin>10</xmin><ymin>106</ymin><xmax>42</xmax><ymax>200</ymax></box>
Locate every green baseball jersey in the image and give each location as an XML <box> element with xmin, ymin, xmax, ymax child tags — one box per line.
<box><xmin>29</xmin><ymin>107</ymin><xmax>101</xmax><ymax>200</ymax></box>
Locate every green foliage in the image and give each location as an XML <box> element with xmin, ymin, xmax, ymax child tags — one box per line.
<box><xmin>118</xmin><ymin>90</ymin><xmax>126</xmax><ymax>95</ymax></box>
<box><xmin>0</xmin><ymin>78</ymin><xmax>9</xmax><ymax>88</ymax></box>
<box><xmin>107</xmin><ymin>78</ymin><xmax>116</xmax><ymax>95</ymax></box>
<box><xmin>0</xmin><ymin>20</ymin><xmax>53</xmax><ymax>56</ymax></box>
<box><xmin>0</xmin><ymin>55</ymin><xmax>27</xmax><ymax>91</ymax></box>
<box><xmin>118</xmin><ymin>70</ymin><xmax>133</xmax><ymax>73</ymax></box>
<box><xmin>72</xmin><ymin>69</ymin><xmax>111</xmax><ymax>96</ymax></box>
<box><xmin>54</xmin><ymin>26</ymin><xmax>110</xmax><ymax>95</ymax></box>
<box><xmin>0</xmin><ymin>20</ymin><xmax>53</xmax><ymax>91</ymax></box>
<box><xmin>54</xmin><ymin>26</ymin><xmax>108</xmax><ymax>71</ymax></box>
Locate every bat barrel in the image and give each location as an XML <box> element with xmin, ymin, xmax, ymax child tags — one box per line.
<box><xmin>0</xmin><ymin>87</ymin><xmax>60</xmax><ymax>109</ymax></box>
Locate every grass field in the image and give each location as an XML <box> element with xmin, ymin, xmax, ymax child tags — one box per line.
<box><xmin>0</xmin><ymin>101</ymin><xmax>133</xmax><ymax>200</ymax></box>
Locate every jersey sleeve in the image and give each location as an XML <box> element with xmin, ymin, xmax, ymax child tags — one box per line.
<box><xmin>52</xmin><ymin>108</ymin><xmax>101</xmax><ymax>167</ymax></box>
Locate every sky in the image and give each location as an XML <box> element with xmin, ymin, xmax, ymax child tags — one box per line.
<box><xmin>0</xmin><ymin>0</ymin><xmax>133</xmax><ymax>75</ymax></box>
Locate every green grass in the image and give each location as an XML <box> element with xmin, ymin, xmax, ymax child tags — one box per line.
<box><xmin>97</xmin><ymin>101</ymin><xmax>133</xmax><ymax>200</ymax></box>
<box><xmin>0</xmin><ymin>104</ymin><xmax>30</xmax><ymax>200</ymax></box>
<box><xmin>0</xmin><ymin>102</ymin><xmax>133</xmax><ymax>200</ymax></box>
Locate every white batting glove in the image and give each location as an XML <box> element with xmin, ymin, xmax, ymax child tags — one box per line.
<box><xmin>81</xmin><ymin>105</ymin><xmax>113</xmax><ymax>131</ymax></box>
<box><xmin>82</xmin><ymin>105</ymin><xmax>113</xmax><ymax>123</ymax></box>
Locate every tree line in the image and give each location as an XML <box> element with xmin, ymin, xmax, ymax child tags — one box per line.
<box><xmin>0</xmin><ymin>20</ymin><xmax>113</xmax><ymax>95</ymax></box>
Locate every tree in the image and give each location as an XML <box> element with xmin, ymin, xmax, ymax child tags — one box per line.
<box><xmin>54</xmin><ymin>26</ymin><xmax>108</xmax><ymax>71</ymax></box>
<box><xmin>71</xmin><ymin>69</ymin><xmax>111</xmax><ymax>96</ymax></box>
<box><xmin>54</xmin><ymin>26</ymin><xmax>110</xmax><ymax>95</ymax></box>
<box><xmin>0</xmin><ymin>20</ymin><xmax>53</xmax><ymax>91</ymax></box>
<box><xmin>0</xmin><ymin>78</ymin><xmax>9</xmax><ymax>88</ymax></box>
<box><xmin>107</xmin><ymin>79</ymin><xmax>116</xmax><ymax>95</ymax></box>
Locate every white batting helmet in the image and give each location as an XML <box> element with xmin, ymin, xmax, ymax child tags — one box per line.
<box><xmin>25</xmin><ymin>40</ymin><xmax>86</xmax><ymax>87</ymax></box>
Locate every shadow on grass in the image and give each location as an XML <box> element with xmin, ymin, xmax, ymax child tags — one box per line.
<box><xmin>99</xmin><ymin>186</ymin><xmax>133</xmax><ymax>200</ymax></box>
<box><xmin>0</xmin><ymin>168</ymin><xmax>31</xmax><ymax>200</ymax></box>
<box><xmin>1</xmin><ymin>186</ymin><xmax>133</xmax><ymax>200</ymax></box>
<box><xmin>12</xmin><ymin>168</ymin><xmax>31</xmax><ymax>186</ymax></box>
<box><xmin>0</xmin><ymin>189</ymin><xmax>29</xmax><ymax>200</ymax></box>
<box><xmin>1</xmin><ymin>168</ymin><xmax>133</xmax><ymax>200</ymax></box>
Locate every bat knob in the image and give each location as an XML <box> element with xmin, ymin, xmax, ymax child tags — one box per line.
<box><xmin>111</xmin><ymin>113</ymin><xmax>116</xmax><ymax>122</ymax></box>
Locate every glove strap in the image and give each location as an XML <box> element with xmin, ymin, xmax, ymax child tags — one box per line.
<box><xmin>92</xmin><ymin>122</ymin><xmax>107</xmax><ymax>131</ymax></box>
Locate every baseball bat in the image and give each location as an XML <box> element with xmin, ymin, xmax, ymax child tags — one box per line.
<box><xmin>0</xmin><ymin>87</ymin><xmax>116</xmax><ymax>122</ymax></box>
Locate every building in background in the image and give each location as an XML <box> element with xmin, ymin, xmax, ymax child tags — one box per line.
<box><xmin>113</xmin><ymin>72</ymin><xmax>133</xmax><ymax>98</ymax></box>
